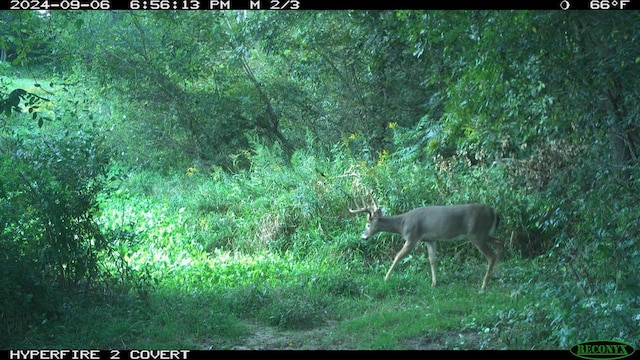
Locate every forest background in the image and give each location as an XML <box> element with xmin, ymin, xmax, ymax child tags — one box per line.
<box><xmin>1</xmin><ymin>10</ymin><xmax>639</xmax><ymax>350</ymax></box>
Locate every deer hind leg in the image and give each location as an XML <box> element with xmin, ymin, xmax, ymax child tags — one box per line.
<box><xmin>471</xmin><ymin>236</ymin><xmax>499</xmax><ymax>291</ymax></box>
<box><xmin>384</xmin><ymin>240</ymin><xmax>419</xmax><ymax>281</ymax></box>
<box><xmin>490</xmin><ymin>236</ymin><xmax>504</xmax><ymax>264</ymax></box>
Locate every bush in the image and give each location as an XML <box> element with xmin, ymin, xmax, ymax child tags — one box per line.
<box><xmin>0</xmin><ymin>127</ymin><xmax>110</xmax><ymax>342</ymax></box>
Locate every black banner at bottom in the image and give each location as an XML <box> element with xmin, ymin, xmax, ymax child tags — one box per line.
<box><xmin>1</xmin><ymin>350</ymin><xmax>605</xmax><ymax>359</ymax></box>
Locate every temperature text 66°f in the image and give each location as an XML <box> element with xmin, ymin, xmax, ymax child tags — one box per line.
<box><xmin>270</xmin><ymin>0</ymin><xmax>300</xmax><ymax>9</ymax></box>
<box><xmin>590</xmin><ymin>0</ymin><xmax>631</xmax><ymax>9</ymax></box>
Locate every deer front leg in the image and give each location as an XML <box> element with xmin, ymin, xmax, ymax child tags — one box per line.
<box><xmin>425</xmin><ymin>241</ymin><xmax>437</xmax><ymax>287</ymax></box>
<box><xmin>384</xmin><ymin>240</ymin><xmax>419</xmax><ymax>281</ymax></box>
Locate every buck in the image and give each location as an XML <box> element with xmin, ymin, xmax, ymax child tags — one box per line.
<box><xmin>349</xmin><ymin>196</ymin><xmax>504</xmax><ymax>290</ymax></box>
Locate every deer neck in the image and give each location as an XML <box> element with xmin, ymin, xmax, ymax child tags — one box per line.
<box><xmin>376</xmin><ymin>215</ymin><xmax>405</xmax><ymax>235</ymax></box>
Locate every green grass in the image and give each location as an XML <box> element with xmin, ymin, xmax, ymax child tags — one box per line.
<box><xmin>9</xmin><ymin>256</ymin><xmax>541</xmax><ymax>349</ymax></box>
<box><xmin>12</xmin><ymin>291</ymin><xmax>250</xmax><ymax>349</ymax></box>
<box><xmin>324</xmin><ymin>273</ymin><xmax>533</xmax><ymax>349</ymax></box>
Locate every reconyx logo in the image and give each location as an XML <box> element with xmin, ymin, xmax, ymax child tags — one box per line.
<box><xmin>570</xmin><ymin>340</ymin><xmax>636</xmax><ymax>360</ymax></box>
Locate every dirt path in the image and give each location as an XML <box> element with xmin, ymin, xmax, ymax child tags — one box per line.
<box><xmin>228</xmin><ymin>321</ymin><xmax>340</xmax><ymax>350</ymax></box>
<box><xmin>223</xmin><ymin>321</ymin><xmax>464</xmax><ymax>350</ymax></box>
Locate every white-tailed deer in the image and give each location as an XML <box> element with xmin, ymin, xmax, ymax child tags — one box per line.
<box><xmin>349</xmin><ymin>195</ymin><xmax>504</xmax><ymax>290</ymax></box>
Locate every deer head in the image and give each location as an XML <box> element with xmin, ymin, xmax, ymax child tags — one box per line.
<box><xmin>348</xmin><ymin>193</ymin><xmax>383</xmax><ymax>240</ymax></box>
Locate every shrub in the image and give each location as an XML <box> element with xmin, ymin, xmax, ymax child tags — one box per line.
<box><xmin>0</xmin><ymin>126</ymin><xmax>110</xmax><ymax>342</ymax></box>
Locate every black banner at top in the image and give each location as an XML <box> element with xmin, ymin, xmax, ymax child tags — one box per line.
<box><xmin>3</xmin><ymin>0</ymin><xmax>639</xmax><ymax>10</ymax></box>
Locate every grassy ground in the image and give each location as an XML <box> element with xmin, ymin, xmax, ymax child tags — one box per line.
<box><xmin>9</xmin><ymin>253</ymin><xmax>548</xmax><ymax>350</ymax></box>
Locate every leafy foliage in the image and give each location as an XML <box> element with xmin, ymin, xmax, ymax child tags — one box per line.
<box><xmin>0</xmin><ymin>80</ymin><xmax>113</xmax><ymax>344</ymax></box>
<box><xmin>0</xmin><ymin>88</ymin><xmax>50</xmax><ymax>128</ymax></box>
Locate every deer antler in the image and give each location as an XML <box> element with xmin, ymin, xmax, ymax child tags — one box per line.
<box><xmin>348</xmin><ymin>191</ymin><xmax>378</xmax><ymax>215</ymax></box>
<box><xmin>367</xmin><ymin>190</ymin><xmax>378</xmax><ymax>210</ymax></box>
<box><xmin>348</xmin><ymin>196</ymin><xmax>371</xmax><ymax>214</ymax></box>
